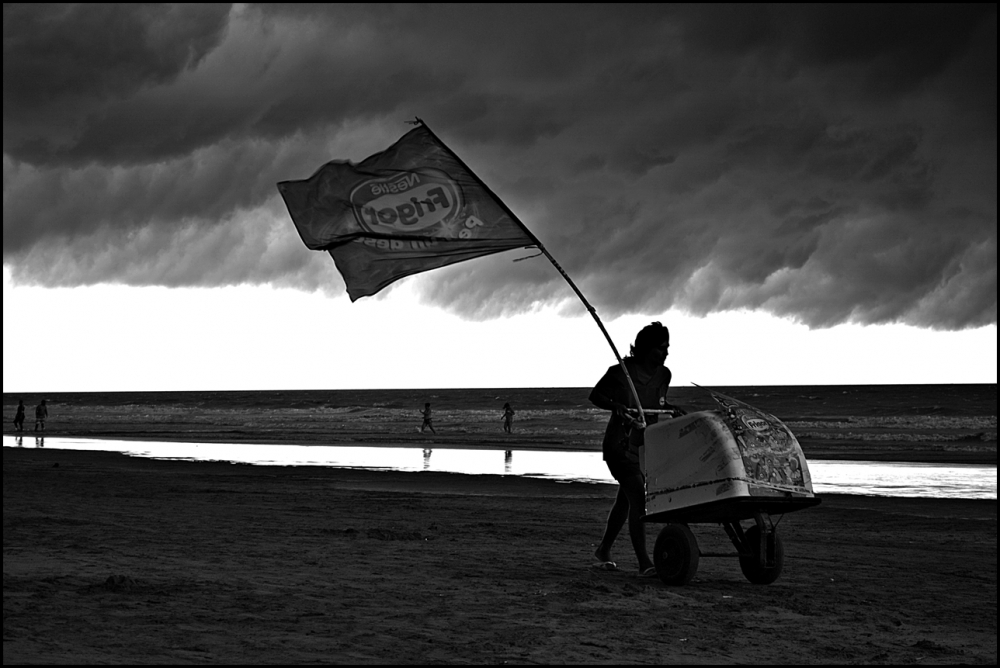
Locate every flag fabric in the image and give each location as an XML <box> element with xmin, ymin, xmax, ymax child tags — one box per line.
<box><xmin>277</xmin><ymin>124</ymin><xmax>537</xmax><ymax>301</ymax></box>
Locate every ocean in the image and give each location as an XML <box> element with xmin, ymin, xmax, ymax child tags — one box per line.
<box><xmin>3</xmin><ymin>384</ymin><xmax>995</xmax><ymax>461</ymax></box>
<box><xmin>9</xmin><ymin>383</ymin><xmax>994</xmax><ymax>415</ymax></box>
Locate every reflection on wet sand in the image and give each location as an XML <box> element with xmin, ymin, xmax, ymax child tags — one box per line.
<box><xmin>0</xmin><ymin>436</ymin><xmax>994</xmax><ymax>499</ymax></box>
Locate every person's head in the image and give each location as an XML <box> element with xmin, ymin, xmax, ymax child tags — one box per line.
<box><xmin>630</xmin><ymin>321</ymin><xmax>670</xmax><ymax>365</ymax></box>
<box><xmin>425</xmin><ymin>402</ymin><xmax>430</xmax><ymax>407</ymax></box>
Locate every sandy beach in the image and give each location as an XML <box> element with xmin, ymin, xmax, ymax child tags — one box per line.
<box><xmin>4</xmin><ymin>2</ymin><xmax>997</xmax><ymax>664</ymax></box>
<box><xmin>3</xmin><ymin>445</ymin><xmax>996</xmax><ymax>664</ymax></box>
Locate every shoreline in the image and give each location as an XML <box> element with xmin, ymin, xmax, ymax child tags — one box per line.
<box><xmin>3</xmin><ymin>446</ymin><xmax>996</xmax><ymax>664</ymax></box>
<box><xmin>4</xmin><ymin>428</ymin><xmax>996</xmax><ymax>465</ymax></box>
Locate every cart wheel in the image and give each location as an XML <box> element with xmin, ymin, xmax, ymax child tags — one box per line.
<box><xmin>654</xmin><ymin>523</ymin><xmax>700</xmax><ymax>585</ymax></box>
<box><xmin>739</xmin><ymin>525</ymin><xmax>784</xmax><ymax>585</ymax></box>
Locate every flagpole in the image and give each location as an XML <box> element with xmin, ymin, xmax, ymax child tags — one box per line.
<box><xmin>532</xmin><ymin>246</ymin><xmax>648</xmax><ymax>428</ymax></box>
<box><xmin>415</xmin><ymin>119</ymin><xmax>647</xmax><ymax>427</ymax></box>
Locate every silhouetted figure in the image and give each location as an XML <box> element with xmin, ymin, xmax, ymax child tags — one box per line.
<box><xmin>35</xmin><ymin>436</ymin><xmax>44</xmax><ymax>448</ymax></box>
<box><xmin>504</xmin><ymin>449</ymin><xmax>513</xmax><ymax>475</ymax></box>
<box><xmin>34</xmin><ymin>400</ymin><xmax>48</xmax><ymax>432</ymax></box>
<box><xmin>423</xmin><ymin>448</ymin><xmax>432</xmax><ymax>470</ymax></box>
<box><xmin>420</xmin><ymin>403</ymin><xmax>436</xmax><ymax>434</ymax></box>
<box><xmin>502</xmin><ymin>402</ymin><xmax>515</xmax><ymax>433</ymax></box>
<box><xmin>15</xmin><ymin>436</ymin><xmax>23</xmax><ymax>447</ymax></box>
<box><xmin>589</xmin><ymin>322</ymin><xmax>684</xmax><ymax>576</ymax></box>
<box><xmin>13</xmin><ymin>400</ymin><xmax>26</xmax><ymax>431</ymax></box>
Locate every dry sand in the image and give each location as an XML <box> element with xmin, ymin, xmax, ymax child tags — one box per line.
<box><xmin>3</xmin><ymin>446</ymin><xmax>996</xmax><ymax>664</ymax></box>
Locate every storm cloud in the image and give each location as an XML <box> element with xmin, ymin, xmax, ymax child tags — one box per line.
<box><xmin>3</xmin><ymin>4</ymin><xmax>995</xmax><ymax>329</ymax></box>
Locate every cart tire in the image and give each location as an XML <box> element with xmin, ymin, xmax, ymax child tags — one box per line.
<box><xmin>654</xmin><ymin>523</ymin><xmax>700</xmax><ymax>585</ymax></box>
<box><xmin>739</xmin><ymin>526</ymin><xmax>784</xmax><ymax>585</ymax></box>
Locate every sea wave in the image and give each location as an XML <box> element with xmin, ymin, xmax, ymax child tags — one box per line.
<box><xmin>787</xmin><ymin>415</ymin><xmax>996</xmax><ymax>430</ymax></box>
<box><xmin>793</xmin><ymin>431</ymin><xmax>997</xmax><ymax>443</ymax></box>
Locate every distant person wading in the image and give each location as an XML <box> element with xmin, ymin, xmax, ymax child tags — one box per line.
<box><xmin>13</xmin><ymin>400</ymin><xmax>26</xmax><ymax>432</ymax></box>
<box><xmin>420</xmin><ymin>403</ymin><xmax>436</xmax><ymax>434</ymax></box>
<box><xmin>502</xmin><ymin>402</ymin><xmax>515</xmax><ymax>434</ymax></box>
<box><xmin>34</xmin><ymin>400</ymin><xmax>48</xmax><ymax>432</ymax></box>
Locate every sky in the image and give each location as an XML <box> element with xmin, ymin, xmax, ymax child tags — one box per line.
<box><xmin>3</xmin><ymin>4</ymin><xmax>997</xmax><ymax>392</ymax></box>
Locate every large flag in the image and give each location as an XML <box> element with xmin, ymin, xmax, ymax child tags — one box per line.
<box><xmin>277</xmin><ymin>124</ymin><xmax>537</xmax><ymax>301</ymax></box>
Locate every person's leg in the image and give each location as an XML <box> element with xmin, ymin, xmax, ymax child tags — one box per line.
<box><xmin>616</xmin><ymin>468</ymin><xmax>653</xmax><ymax>571</ymax></box>
<box><xmin>595</xmin><ymin>484</ymin><xmax>628</xmax><ymax>563</ymax></box>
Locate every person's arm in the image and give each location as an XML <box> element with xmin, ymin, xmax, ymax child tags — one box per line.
<box><xmin>589</xmin><ymin>388</ymin><xmax>626</xmax><ymax>414</ymax></box>
<box><xmin>590</xmin><ymin>371</ymin><xmax>643</xmax><ymax>429</ymax></box>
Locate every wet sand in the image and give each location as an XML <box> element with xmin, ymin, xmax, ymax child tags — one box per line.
<box><xmin>3</xmin><ymin>446</ymin><xmax>996</xmax><ymax>664</ymax></box>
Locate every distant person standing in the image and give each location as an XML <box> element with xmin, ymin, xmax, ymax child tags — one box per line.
<box><xmin>420</xmin><ymin>403</ymin><xmax>436</xmax><ymax>434</ymax></box>
<box><xmin>502</xmin><ymin>402</ymin><xmax>515</xmax><ymax>433</ymax></box>
<box><xmin>13</xmin><ymin>400</ymin><xmax>26</xmax><ymax>431</ymax></box>
<box><xmin>34</xmin><ymin>400</ymin><xmax>48</xmax><ymax>432</ymax></box>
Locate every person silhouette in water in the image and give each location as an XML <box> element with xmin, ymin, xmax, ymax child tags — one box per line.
<box><xmin>13</xmin><ymin>400</ymin><xmax>26</xmax><ymax>432</ymax></box>
<box><xmin>34</xmin><ymin>400</ymin><xmax>48</xmax><ymax>432</ymax></box>
<box><xmin>502</xmin><ymin>402</ymin><xmax>515</xmax><ymax>433</ymax></box>
<box><xmin>420</xmin><ymin>403</ymin><xmax>436</xmax><ymax>434</ymax></box>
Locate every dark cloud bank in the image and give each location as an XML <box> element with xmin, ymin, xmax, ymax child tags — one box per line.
<box><xmin>3</xmin><ymin>4</ymin><xmax>996</xmax><ymax>329</ymax></box>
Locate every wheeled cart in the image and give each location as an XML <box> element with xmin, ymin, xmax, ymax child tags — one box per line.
<box><xmin>640</xmin><ymin>391</ymin><xmax>821</xmax><ymax>585</ymax></box>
